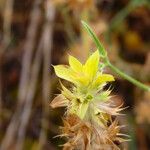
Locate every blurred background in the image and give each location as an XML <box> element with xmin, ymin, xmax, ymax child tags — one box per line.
<box><xmin>0</xmin><ymin>0</ymin><xmax>150</xmax><ymax>149</ymax></box>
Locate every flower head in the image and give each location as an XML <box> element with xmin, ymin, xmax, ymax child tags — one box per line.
<box><xmin>51</xmin><ymin>50</ymin><xmax>116</xmax><ymax>120</ymax></box>
<box><xmin>50</xmin><ymin>50</ymin><xmax>126</xmax><ymax>149</ymax></box>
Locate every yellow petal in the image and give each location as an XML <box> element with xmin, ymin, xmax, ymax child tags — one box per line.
<box><xmin>69</xmin><ymin>55</ymin><xmax>83</xmax><ymax>72</ymax></box>
<box><xmin>53</xmin><ymin>65</ymin><xmax>76</xmax><ymax>84</ymax></box>
<box><xmin>92</xmin><ymin>73</ymin><xmax>115</xmax><ymax>88</ymax></box>
<box><xmin>83</xmin><ymin>50</ymin><xmax>99</xmax><ymax>82</ymax></box>
<box><xmin>75</xmin><ymin>76</ymin><xmax>89</xmax><ymax>86</ymax></box>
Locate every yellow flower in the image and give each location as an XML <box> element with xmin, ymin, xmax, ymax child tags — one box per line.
<box><xmin>51</xmin><ymin>50</ymin><xmax>115</xmax><ymax>120</ymax></box>
<box><xmin>53</xmin><ymin>50</ymin><xmax>114</xmax><ymax>89</ymax></box>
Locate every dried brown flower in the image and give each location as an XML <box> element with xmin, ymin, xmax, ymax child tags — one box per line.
<box><xmin>60</xmin><ymin>114</ymin><xmax>126</xmax><ymax>150</ymax></box>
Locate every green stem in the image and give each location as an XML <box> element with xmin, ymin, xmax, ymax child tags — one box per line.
<box><xmin>106</xmin><ymin>60</ymin><xmax>150</xmax><ymax>91</ymax></box>
<box><xmin>82</xmin><ymin>20</ymin><xmax>150</xmax><ymax>92</ymax></box>
<box><xmin>81</xmin><ymin>21</ymin><xmax>107</xmax><ymax>57</ymax></box>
